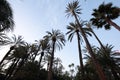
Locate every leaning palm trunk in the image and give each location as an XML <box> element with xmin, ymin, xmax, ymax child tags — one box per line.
<box><xmin>73</xmin><ymin>12</ymin><xmax>106</xmax><ymax>80</ymax></box>
<box><xmin>48</xmin><ymin>42</ymin><xmax>55</xmax><ymax>80</ymax></box>
<box><xmin>106</xmin><ymin>18</ymin><xmax>120</xmax><ymax>31</ymax></box>
<box><xmin>0</xmin><ymin>46</ymin><xmax>14</xmax><ymax>66</ymax></box>
<box><xmin>76</xmin><ymin>31</ymin><xmax>84</xmax><ymax>80</ymax></box>
<box><xmin>89</xmin><ymin>27</ymin><xmax>105</xmax><ymax>50</ymax></box>
<box><xmin>5</xmin><ymin>58</ymin><xmax>19</xmax><ymax>80</ymax></box>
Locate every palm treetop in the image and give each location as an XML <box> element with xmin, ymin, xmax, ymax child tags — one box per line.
<box><xmin>94</xmin><ymin>2</ymin><xmax>120</xmax><ymax>19</ymax></box>
<box><xmin>66</xmin><ymin>22</ymin><xmax>92</xmax><ymax>42</ymax></box>
<box><xmin>91</xmin><ymin>2</ymin><xmax>120</xmax><ymax>30</ymax></box>
<box><xmin>8</xmin><ymin>34</ymin><xmax>26</xmax><ymax>48</ymax></box>
<box><xmin>65</xmin><ymin>0</ymin><xmax>81</xmax><ymax>18</ymax></box>
<box><xmin>44</xmin><ymin>29</ymin><xmax>66</xmax><ymax>51</ymax></box>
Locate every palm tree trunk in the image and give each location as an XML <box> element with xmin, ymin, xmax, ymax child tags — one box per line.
<box><xmin>73</xmin><ymin>11</ymin><xmax>107</xmax><ymax>80</ymax></box>
<box><xmin>0</xmin><ymin>46</ymin><xmax>14</xmax><ymax>66</ymax></box>
<box><xmin>76</xmin><ymin>31</ymin><xmax>84</xmax><ymax>80</ymax></box>
<box><xmin>89</xmin><ymin>28</ymin><xmax>105</xmax><ymax>50</ymax></box>
<box><xmin>48</xmin><ymin>42</ymin><xmax>55</xmax><ymax>80</ymax></box>
<box><xmin>5</xmin><ymin>58</ymin><xmax>19</xmax><ymax>80</ymax></box>
<box><xmin>38</xmin><ymin>52</ymin><xmax>44</xmax><ymax>68</ymax></box>
<box><xmin>106</xmin><ymin>18</ymin><xmax>120</xmax><ymax>31</ymax></box>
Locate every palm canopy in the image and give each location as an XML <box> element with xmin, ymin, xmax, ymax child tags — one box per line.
<box><xmin>66</xmin><ymin>22</ymin><xmax>92</xmax><ymax>42</ymax></box>
<box><xmin>65</xmin><ymin>0</ymin><xmax>81</xmax><ymax>17</ymax></box>
<box><xmin>9</xmin><ymin>34</ymin><xmax>26</xmax><ymax>47</ymax></box>
<box><xmin>39</xmin><ymin>39</ymin><xmax>50</xmax><ymax>52</ymax></box>
<box><xmin>0</xmin><ymin>0</ymin><xmax>14</xmax><ymax>32</ymax></box>
<box><xmin>91</xmin><ymin>2</ymin><xmax>120</xmax><ymax>30</ymax></box>
<box><xmin>44</xmin><ymin>29</ymin><xmax>66</xmax><ymax>51</ymax></box>
<box><xmin>0</xmin><ymin>33</ymin><xmax>11</xmax><ymax>46</ymax></box>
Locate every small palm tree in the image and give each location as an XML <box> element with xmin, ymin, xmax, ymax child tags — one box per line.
<box><xmin>38</xmin><ymin>39</ymin><xmax>50</xmax><ymax>68</ymax></box>
<box><xmin>44</xmin><ymin>29</ymin><xmax>65</xmax><ymax>80</ymax></box>
<box><xmin>0</xmin><ymin>0</ymin><xmax>14</xmax><ymax>32</ymax></box>
<box><xmin>91</xmin><ymin>2</ymin><xmax>120</xmax><ymax>31</ymax></box>
<box><xmin>66</xmin><ymin>1</ymin><xmax>106</xmax><ymax>80</ymax></box>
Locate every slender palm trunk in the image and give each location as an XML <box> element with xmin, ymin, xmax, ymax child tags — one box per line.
<box><xmin>106</xmin><ymin>18</ymin><xmax>120</xmax><ymax>31</ymax></box>
<box><xmin>48</xmin><ymin>41</ymin><xmax>55</xmax><ymax>80</ymax></box>
<box><xmin>76</xmin><ymin>31</ymin><xmax>84</xmax><ymax>80</ymax></box>
<box><xmin>0</xmin><ymin>46</ymin><xmax>14</xmax><ymax>66</ymax></box>
<box><xmin>73</xmin><ymin>11</ymin><xmax>106</xmax><ymax>80</ymax></box>
<box><xmin>32</xmin><ymin>45</ymin><xmax>40</xmax><ymax>61</ymax></box>
<box><xmin>38</xmin><ymin>52</ymin><xmax>44</xmax><ymax>68</ymax></box>
<box><xmin>89</xmin><ymin>28</ymin><xmax>105</xmax><ymax>50</ymax></box>
<box><xmin>5</xmin><ymin>59</ymin><xmax>19</xmax><ymax>80</ymax></box>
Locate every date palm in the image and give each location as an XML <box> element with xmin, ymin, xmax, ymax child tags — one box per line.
<box><xmin>5</xmin><ymin>45</ymin><xmax>29</xmax><ymax>80</ymax></box>
<box><xmin>0</xmin><ymin>35</ymin><xmax>25</xmax><ymax>67</ymax></box>
<box><xmin>44</xmin><ymin>29</ymin><xmax>65</xmax><ymax>80</ymax></box>
<box><xmin>66</xmin><ymin>22</ymin><xmax>92</xmax><ymax>79</ymax></box>
<box><xmin>38</xmin><ymin>39</ymin><xmax>50</xmax><ymax>68</ymax></box>
<box><xmin>0</xmin><ymin>0</ymin><xmax>14</xmax><ymax>32</ymax></box>
<box><xmin>91</xmin><ymin>2</ymin><xmax>120</xmax><ymax>31</ymax></box>
<box><xmin>66</xmin><ymin>1</ymin><xmax>106</xmax><ymax>80</ymax></box>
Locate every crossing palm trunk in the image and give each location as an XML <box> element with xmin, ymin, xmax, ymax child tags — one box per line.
<box><xmin>0</xmin><ymin>46</ymin><xmax>14</xmax><ymax>66</ymax></box>
<box><xmin>89</xmin><ymin>27</ymin><xmax>105</xmax><ymax>50</ymax></box>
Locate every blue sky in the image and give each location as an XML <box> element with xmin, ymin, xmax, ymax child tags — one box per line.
<box><xmin>0</xmin><ymin>0</ymin><xmax>120</xmax><ymax>70</ymax></box>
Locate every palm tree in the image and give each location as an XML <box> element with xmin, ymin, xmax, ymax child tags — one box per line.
<box><xmin>0</xmin><ymin>0</ymin><xmax>14</xmax><ymax>32</ymax></box>
<box><xmin>5</xmin><ymin>45</ymin><xmax>29</xmax><ymax>80</ymax></box>
<box><xmin>38</xmin><ymin>39</ymin><xmax>50</xmax><ymax>68</ymax></box>
<box><xmin>66</xmin><ymin>1</ymin><xmax>106</xmax><ymax>80</ymax></box>
<box><xmin>0</xmin><ymin>35</ymin><xmax>25</xmax><ymax>67</ymax></box>
<box><xmin>91</xmin><ymin>2</ymin><xmax>120</xmax><ymax>31</ymax></box>
<box><xmin>66</xmin><ymin>22</ymin><xmax>92</xmax><ymax>79</ymax></box>
<box><xmin>44</xmin><ymin>29</ymin><xmax>65</xmax><ymax>80</ymax></box>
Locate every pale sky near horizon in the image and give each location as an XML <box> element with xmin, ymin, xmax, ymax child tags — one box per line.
<box><xmin>0</xmin><ymin>0</ymin><xmax>120</xmax><ymax>71</ymax></box>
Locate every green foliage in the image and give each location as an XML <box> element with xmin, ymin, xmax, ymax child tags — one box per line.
<box><xmin>91</xmin><ymin>2</ymin><xmax>120</xmax><ymax>30</ymax></box>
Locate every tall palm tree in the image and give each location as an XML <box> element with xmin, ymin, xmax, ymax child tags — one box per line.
<box><xmin>0</xmin><ymin>35</ymin><xmax>25</xmax><ymax>67</ymax></box>
<box><xmin>44</xmin><ymin>29</ymin><xmax>65</xmax><ymax>80</ymax></box>
<box><xmin>66</xmin><ymin>22</ymin><xmax>92</xmax><ymax>79</ymax></box>
<box><xmin>66</xmin><ymin>1</ymin><xmax>106</xmax><ymax>80</ymax></box>
<box><xmin>0</xmin><ymin>0</ymin><xmax>14</xmax><ymax>32</ymax></box>
<box><xmin>91</xmin><ymin>2</ymin><xmax>120</xmax><ymax>31</ymax></box>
